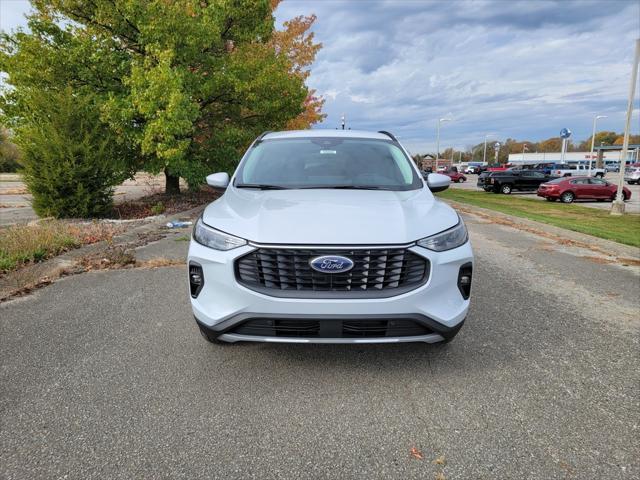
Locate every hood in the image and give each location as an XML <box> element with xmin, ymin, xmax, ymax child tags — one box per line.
<box><xmin>201</xmin><ymin>187</ymin><xmax>459</xmax><ymax>245</ymax></box>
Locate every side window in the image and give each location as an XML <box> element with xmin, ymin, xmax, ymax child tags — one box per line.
<box><xmin>590</xmin><ymin>178</ymin><xmax>606</xmax><ymax>185</ymax></box>
<box><xmin>571</xmin><ymin>179</ymin><xmax>588</xmax><ymax>185</ymax></box>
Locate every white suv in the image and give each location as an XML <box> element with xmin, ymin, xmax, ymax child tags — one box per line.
<box><xmin>188</xmin><ymin>130</ymin><xmax>473</xmax><ymax>344</ymax></box>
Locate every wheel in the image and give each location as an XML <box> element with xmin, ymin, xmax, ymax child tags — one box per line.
<box><xmin>611</xmin><ymin>191</ymin><xmax>628</xmax><ymax>201</ymax></box>
<box><xmin>561</xmin><ymin>191</ymin><xmax>575</xmax><ymax>203</ymax></box>
<box><xmin>455</xmin><ymin>178</ymin><xmax>461</xmax><ymax>183</ymax></box>
<box><xmin>628</xmin><ymin>181</ymin><xmax>637</xmax><ymax>185</ymax></box>
<box><xmin>595</xmin><ymin>173</ymin><xmax>604</xmax><ymax>178</ymax></box>
<box><xmin>198</xmin><ymin>323</ymin><xmax>226</xmax><ymax>344</ymax></box>
<box><xmin>500</xmin><ymin>184</ymin><xmax>512</xmax><ymax>194</ymax></box>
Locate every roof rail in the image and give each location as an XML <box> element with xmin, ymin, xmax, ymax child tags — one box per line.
<box><xmin>254</xmin><ymin>131</ymin><xmax>273</xmax><ymax>144</ymax></box>
<box><xmin>378</xmin><ymin>130</ymin><xmax>398</xmax><ymax>142</ymax></box>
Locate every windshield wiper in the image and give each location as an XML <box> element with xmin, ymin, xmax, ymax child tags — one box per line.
<box><xmin>297</xmin><ymin>185</ymin><xmax>387</xmax><ymax>190</ymax></box>
<box><xmin>235</xmin><ymin>184</ymin><xmax>289</xmax><ymax>190</ymax></box>
<box><xmin>327</xmin><ymin>185</ymin><xmax>387</xmax><ymax>190</ymax></box>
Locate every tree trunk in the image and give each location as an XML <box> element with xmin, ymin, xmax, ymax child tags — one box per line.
<box><xmin>164</xmin><ymin>169</ymin><xmax>180</xmax><ymax>195</ymax></box>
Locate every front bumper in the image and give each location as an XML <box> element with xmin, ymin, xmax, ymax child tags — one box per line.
<box><xmin>188</xmin><ymin>240</ymin><xmax>473</xmax><ymax>344</ymax></box>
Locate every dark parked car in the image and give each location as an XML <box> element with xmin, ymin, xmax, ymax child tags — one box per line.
<box><xmin>481</xmin><ymin>169</ymin><xmax>558</xmax><ymax>194</ymax></box>
<box><xmin>537</xmin><ymin>177</ymin><xmax>631</xmax><ymax>203</ymax></box>
<box><xmin>477</xmin><ymin>171</ymin><xmax>493</xmax><ymax>191</ymax></box>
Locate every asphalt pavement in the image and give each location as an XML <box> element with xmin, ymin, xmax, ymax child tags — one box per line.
<box><xmin>1</xmin><ymin>213</ymin><xmax>639</xmax><ymax>479</ymax></box>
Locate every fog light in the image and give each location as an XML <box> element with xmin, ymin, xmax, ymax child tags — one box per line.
<box><xmin>457</xmin><ymin>263</ymin><xmax>473</xmax><ymax>300</ymax></box>
<box><xmin>189</xmin><ymin>263</ymin><xmax>204</xmax><ymax>298</ymax></box>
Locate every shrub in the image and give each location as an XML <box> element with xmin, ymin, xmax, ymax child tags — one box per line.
<box><xmin>150</xmin><ymin>201</ymin><xmax>165</xmax><ymax>215</ymax></box>
<box><xmin>16</xmin><ymin>88</ymin><xmax>133</xmax><ymax>218</ymax></box>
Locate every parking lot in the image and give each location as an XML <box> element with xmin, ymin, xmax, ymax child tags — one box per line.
<box><xmin>450</xmin><ymin>172</ymin><xmax>640</xmax><ymax>214</ymax></box>
<box><xmin>1</xmin><ymin>210</ymin><xmax>638</xmax><ymax>479</ymax></box>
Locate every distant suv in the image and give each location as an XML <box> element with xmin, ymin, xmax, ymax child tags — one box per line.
<box><xmin>481</xmin><ymin>169</ymin><xmax>558</xmax><ymax>194</ymax></box>
<box><xmin>188</xmin><ymin>130</ymin><xmax>473</xmax><ymax>345</ymax></box>
<box><xmin>443</xmin><ymin>171</ymin><xmax>467</xmax><ymax>183</ymax></box>
<box><xmin>624</xmin><ymin>166</ymin><xmax>640</xmax><ymax>185</ymax></box>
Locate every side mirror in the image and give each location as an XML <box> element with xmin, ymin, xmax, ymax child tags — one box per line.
<box><xmin>426</xmin><ymin>173</ymin><xmax>451</xmax><ymax>193</ymax></box>
<box><xmin>206</xmin><ymin>172</ymin><xmax>229</xmax><ymax>189</ymax></box>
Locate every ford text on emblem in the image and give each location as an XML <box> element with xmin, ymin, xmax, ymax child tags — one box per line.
<box><xmin>309</xmin><ymin>255</ymin><xmax>354</xmax><ymax>274</ymax></box>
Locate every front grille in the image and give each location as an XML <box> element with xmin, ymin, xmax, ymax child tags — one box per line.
<box><xmin>235</xmin><ymin>247</ymin><xmax>429</xmax><ymax>298</ymax></box>
<box><xmin>231</xmin><ymin>318</ymin><xmax>431</xmax><ymax>338</ymax></box>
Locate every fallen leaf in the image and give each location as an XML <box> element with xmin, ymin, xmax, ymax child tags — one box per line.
<box><xmin>410</xmin><ymin>447</ymin><xmax>424</xmax><ymax>460</ymax></box>
<box><xmin>433</xmin><ymin>455</ymin><xmax>446</xmax><ymax>465</ymax></box>
<box><xmin>435</xmin><ymin>473</ymin><xmax>446</xmax><ymax>480</ymax></box>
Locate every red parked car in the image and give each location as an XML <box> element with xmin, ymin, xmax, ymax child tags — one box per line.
<box><xmin>537</xmin><ymin>176</ymin><xmax>631</xmax><ymax>204</ymax></box>
<box><xmin>443</xmin><ymin>171</ymin><xmax>467</xmax><ymax>183</ymax></box>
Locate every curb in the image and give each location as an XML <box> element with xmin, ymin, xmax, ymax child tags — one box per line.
<box><xmin>446</xmin><ymin>199</ymin><xmax>639</xmax><ymax>260</ymax></box>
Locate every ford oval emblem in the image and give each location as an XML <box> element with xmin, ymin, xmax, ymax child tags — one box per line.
<box><xmin>309</xmin><ymin>255</ymin><xmax>354</xmax><ymax>274</ymax></box>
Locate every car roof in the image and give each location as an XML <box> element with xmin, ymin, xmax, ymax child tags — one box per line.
<box><xmin>261</xmin><ymin>130</ymin><xmax>393</xmax><ymax>141</ymax></box>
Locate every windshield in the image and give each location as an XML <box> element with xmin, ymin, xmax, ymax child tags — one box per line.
<box><xmin>234</xmin><ymin>137</ymin><xmax>422</xmax><ymax>190</ymax></box>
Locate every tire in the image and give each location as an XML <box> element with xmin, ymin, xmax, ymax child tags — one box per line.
<box><xmin>561</xmin><ymin>191</ymin><xmax>575</xmax><ymax>203</ymax></box>
<box><xmin>198</xmin><ymin>323</ymin><xmax>226</xmax><ymax>344</ymax></box>
<box><xmin>500</xmin><ymin>184</ymin><xmax>512</xmax><ymax>194</ymax></box>
<box><xmin>611</xmin><ymin>191</ymin><xmax>628</xmax><ymax>202</ymax></box>
<box><xmin>595</xmin><ymin>173</ymin><xmax>604</xmax><ymax>178</ymax></box>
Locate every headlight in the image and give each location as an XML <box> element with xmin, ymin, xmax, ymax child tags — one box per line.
<box><xmin>193</xmin><ymin>217</ymin><xmax>246</xmax><ymax>250</ymax></box>
<box><xmin>417</xmin><ymin>218</ymin><xmax>468</xmax><ymax>251</ymax></box>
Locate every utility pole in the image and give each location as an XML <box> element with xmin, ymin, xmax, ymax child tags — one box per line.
<box><xmin>483</xmin><ymin>134</ymin><xmax>495</xmax><ymax>165</ymax></box>
<box><xmin>612</xmin><ymin>38</ymin><xmax>639</xmax><ymax>215</ymax></box>
<box><xmin>435</xmin><ymin>117</ymin><xmax>452</xmax><ymax>170</ymax></box>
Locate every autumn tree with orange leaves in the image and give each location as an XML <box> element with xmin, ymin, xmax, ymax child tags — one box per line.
<box><xmin>270</xmin><ymin>1</ymin><xmax>326</xmax><ymax>129</ymax></box>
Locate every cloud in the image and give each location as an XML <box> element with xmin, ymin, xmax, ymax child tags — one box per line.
<box><xmin>275</xmin><ymin>0</ymin><xmax>640</xmax><ymax>153</ymax></box>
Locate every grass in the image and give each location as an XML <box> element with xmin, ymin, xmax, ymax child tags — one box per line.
<box><xmin>0</xmin><ymin>220</ymin><xmax>122</xmax><ymax>273</ymax></box>
<box><xmin>436</xmin><ymin>189</ymin><xmax>640</xmax><ymax>248</ymax></box>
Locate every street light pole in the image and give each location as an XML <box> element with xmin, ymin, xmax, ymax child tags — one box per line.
<box><xmin>612</xmin><ymin>38</ymin><xmax>640</xmax><ymax>215</ymax></box>
<box><xmin>483</xmin><ymin>134</ymin><xmax>495</xmax><ymax>165</ymax></box>
<box><xmin>435</xmin><ymin>117</ymin><xmax>451</xmax><ymax>170</ymax></box>
<box><xmin>522</xmin><ymin>143</ymin><xmax>529</xmax><ymax>165</ymax></box>
<box><xmin>589</xmin><ymin>114</ymin><xmax>607</xmax><ymax>176</ymax></box>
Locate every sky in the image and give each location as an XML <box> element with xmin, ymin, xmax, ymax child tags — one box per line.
<box><xmin>2</xmin><ymin>0</ymin><xmax>639</xmax><ymax>154</ymax></box>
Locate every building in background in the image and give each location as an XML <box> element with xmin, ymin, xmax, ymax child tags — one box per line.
<box><xmin>508</xmin><ymin>145</ymin><xmax>640</xmax><ymax>168</ymax></box>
